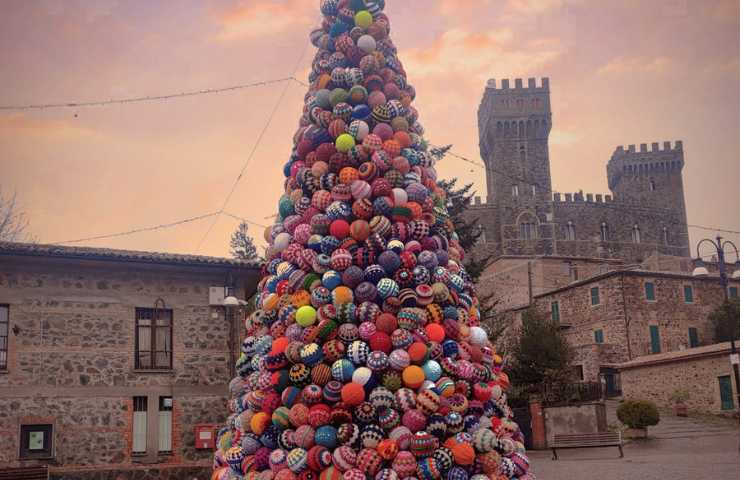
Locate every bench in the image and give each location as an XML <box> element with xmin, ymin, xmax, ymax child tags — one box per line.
<box><xmin>0</xmin><ymin>466</ymin><xmax>49</xmax><ymax>480</ymax></box>
<box><xmin>551</xmin><ymin>431</ymin><xmax>623</xmax><ymax>460</ymax></box>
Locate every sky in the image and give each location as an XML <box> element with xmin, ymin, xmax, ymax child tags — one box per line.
<box><xmin>1</xmin><ymin>0</ymin><xmax>740</xmax><ymax>259</ymax></box>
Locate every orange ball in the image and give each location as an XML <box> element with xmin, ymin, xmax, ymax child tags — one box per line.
<box><xmin>272</xmin><ymin>337</ymin><xmax>290</xmax><ymax>354</ymax></box>
<box><xmin>377</xmin><ymin>438</ymin><xmax>399</xmax><ymax>460</ymax></box>
<box><xmin>250</xmin><ymin>411</ymin><xmax>270</xmax><ymax>435</ymax></box>
<box><xmin>407</xmin><ymin>202</ymin><xmax>423</xmax><ymax>219</ymax></box>
<box><xmin>408</xmin><ymin>342</ymin><xmax>428</xmax><ymax>364</ymax></box>
<box><xmin>402</xmin><ymin>365</ymin><xmax>425</xmax><ymax>389</ymax></box>
<box><xmin>333</xmin><ymin>286</ymin><xmax>354</xmax><ymax>305</ymax></box>
<box><xmin>292</xmin><ymin>290</ymin><xmax>311</xmax><ymax>308</ymax></box>
<box><xmin>425</xmin><ymin>323</ymin><xmax>445</xmax><ymax>343</ymax></box>
<box><xmin>341</xmin><ymin>382</ymin><xmax>366</xmax><ymax>406</ymax></box>
<box><xmin>450</xmin><ymin>442</ymin><xmax>475</xmax><ymax>465</ymax></box>
<box><xmin>393</xmin><ymin>131</ymin><xmax>412</xmax><ymax>148</ymax></box>
<box><xmin>339</xmin><ymin>167</ymin><xmax>360</xmax><ymax>185</ymax></box>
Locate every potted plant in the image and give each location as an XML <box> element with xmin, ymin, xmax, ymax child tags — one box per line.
<box><xmin>617</xmin><ymin>399</ymin><xmax>660</xmax><ymax>438</ymax></box>
<box><xmin>670</xmin><ymin>389</ymin><xmax>689</xmax><ymax>417</ymax></box>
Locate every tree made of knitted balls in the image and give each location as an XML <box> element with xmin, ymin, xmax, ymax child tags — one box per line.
<box><xmin>214</xmin><ymin>2</ymin><xmax>533</xmax><ymax>480</ymax></box>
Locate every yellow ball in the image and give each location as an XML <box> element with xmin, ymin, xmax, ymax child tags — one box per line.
<box><xmin>296</xmin><ymin>305</ymin><xmax>317</xmax><ymax>327</ymax></box>
<box><xmin>336</xmin><ymin>133</ymin><xmax>356</xmax><ymax>153</ymax></box>
<box><xmin>402</xmin><ymin>365</ymin><xmax>425</xmax><ymax>389</ymax></box>
<box><xmin>250</xmin><ymin>411</ymin><xmax>270</xmax><ymax>435</ymax></box>
<box><xmin>355</xmin><ymin>10</ymin><xmax>373</xmax><ymax>29</ymax></box>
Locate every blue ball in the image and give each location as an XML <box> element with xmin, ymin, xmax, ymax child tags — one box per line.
<box><xmin>314</xmin><ymin>425</ymin><xmax>338</xmax><ymax>449</ymax></box>
<box><xmin>322</xmin><ymin>270</ymin><xmax>343</xmax><ymax>290</ymax></box>
<box><xmin>422</xmin><ymin>360</ymin><xmax>442</xmax><ymax>382</ymax></box>
<box><xmin>331</xmin><ymin>359</ymin><xmax>355</xmax><ymax>382</ymax></box>
<box><xmin>442</xmin><ymin>340</ymin><xmax>459</xmax><ymax>358</ymax></box>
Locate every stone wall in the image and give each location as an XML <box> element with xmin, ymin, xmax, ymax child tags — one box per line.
<box><xmin>0</xmin><ymin>255</ymin><xmax>251</xmax><ymax>471</ymax></box>
<box><xmin>543</xmin><ymin>402</ymin><xmax>607</xmax><ymax>445</ymax></box>
<box><xmin>619</xmin><ymin>345</ymin><xmax>739</xmax><ymax>413</ymax></box>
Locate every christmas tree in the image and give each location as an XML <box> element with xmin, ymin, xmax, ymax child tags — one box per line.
<box><xmin>213</xmin><ymin>1</ymin><xmax>533</xmax><ymax>479</ymax></box>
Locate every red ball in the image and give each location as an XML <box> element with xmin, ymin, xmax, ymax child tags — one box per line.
<box><xmin>425</xmin><ymin>324</ymin><xmax>445</xmax><ymax>343</ymax></box>
<box><xmin>330</xmin><ymin>220</ymin><xmax>350</xmax><ymax>239</ymax></box>
<box><xmin>341</xmin><ymin>383</ymin><xmax>366</xmax><ymax>406</ymax></box>
<box><xmin>350</xmin><ymin>220</ymin><xmax>370</xmax><ymax>241</ymax></box>
<box><xmin>375</xmin><ymin>313</ymin><xmax>397</xmax><ymax>334</ymax></box>
<box><xmin>408</xmin><ymin>342</ymin><xmax>428</xmax><ymax>364</ymax></box>
<box><xmin>369</xmin><ymin>331</ymin><xmax>392</xmax><ymax>353</ymax></box>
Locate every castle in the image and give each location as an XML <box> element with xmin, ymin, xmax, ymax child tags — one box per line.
<box><xmin>471</xmin><ymin>77</ymin><xmax>690</xmax><ymax>263</ymax></box>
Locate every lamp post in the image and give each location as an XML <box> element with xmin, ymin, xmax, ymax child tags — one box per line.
<box><xmin>694</xmin><ymin>235</ymin><xmax>740</xmax><ymax>420</ymax></box>
<box><xmin>223</xmin><ymin>294</ymin><xmax>247</xmax><ymax>379</ymax></box>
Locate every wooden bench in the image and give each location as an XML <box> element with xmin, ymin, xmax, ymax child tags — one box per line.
<box><xmin>551</xmin><ymin>431</ymin><xmax>623</xmax><ymax>460</ymax></box>
<box><xmin>0</xmin><ymin>466</ymin><xmax>49</xmax><ymax>480</ymax></box>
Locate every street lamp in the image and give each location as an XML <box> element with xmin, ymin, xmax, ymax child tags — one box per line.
<box><xmin>223</xmin><ymin>295</ymin><xmax>247</xmax><ymax>378</ymax></box>
<box><xmin>694</xmin><ymin>235</ymin><xmax>740</xmax><ymax>419</ymax></box>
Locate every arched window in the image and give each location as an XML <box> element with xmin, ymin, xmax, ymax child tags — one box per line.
<box><xmin>650</xmin><ymin>179</ymin><xmax>656</xmax><ymax>191</ymax></box>
<box><xmin>600</xmin><ymin>222</ymin><xmax>610</xmax><ymax>242</ymax></box>
<box><xmin>632</xmin><ymin>225</ymin><xmax>641</xmax><ymax>244</ymax></box>
<box><xmin>662</xmin><ymin>227</ymin><xmax>669</xmax><ymax>245</ymax></box>
<box><xmin>512</xmin><ymin>185</ymin><xmax>519</xmax><ymax>197</ymax></box>
<box><xmin>566</xmin><ymin>221</ymin><xmax>576</xmax><ymax>241</ymax></box>
<box><xmin>520</xmin><ymin>222</ymin><xmax>536</xmax><ymax>240</ymax></box>
<box><xmin>519</xmin><ymin>146</ymin><xmax>526</xmax><ymax>163</ymax></box>
<box><xmin>478</xmin><ymin>224</ymin><xmax>486</xmax><ymax>244</ymax></box>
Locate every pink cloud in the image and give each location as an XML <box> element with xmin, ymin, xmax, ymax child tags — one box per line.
<box><xmin>597</xmin><ymin>56</ymin><xmax>673</xmax><ymax>75</ymax></box>
<box><xmin>213</xmin><ymin>0</ymin><xmax>316</xmax><ymax>41</ymax></box>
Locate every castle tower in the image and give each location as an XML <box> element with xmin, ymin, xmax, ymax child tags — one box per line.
<box><xmin>607</xmin><ymin>141</ymin><xmax>690</xmax><ymax>256</ymax></box>
<box><xmin>478</xmin><ymin>78</ymin><xmax>555</xmax><ymax>255</ymax></box>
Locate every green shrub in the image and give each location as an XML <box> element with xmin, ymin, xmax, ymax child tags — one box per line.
<box><xmin>617</xmin><ymin>400</ymin><xmax>660</xmax><ymax>429</ymax></box>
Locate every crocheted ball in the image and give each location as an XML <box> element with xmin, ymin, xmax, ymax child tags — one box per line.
<box><xmin>391</xmin><ymin>451</ymin><xmax>417</xmax><ymax>478</ymax></box>
<box><xmin>287</xmin><ymin>448</ymin><xmax>308</xmax><ymax>473</ymax></box>
<box><xmin>341</xmin><ymin>383</ymin><xmax>366</xmax><ymax>406</ymax></box>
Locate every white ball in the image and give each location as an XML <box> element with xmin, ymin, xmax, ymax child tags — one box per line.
<box><xmin>391</xmin><ymin>188</ymin><xmax>408</xmax><ymax>207</ymax></box>
<box><xmin>357</xmin><ymin>34</ymin><xmax>377</xmax><ymax>54</ymax></box>
<box><xmin>273</xmin><ymin>232</ymin><xmax>292</xmax><ymax>252</ymax></box>
<box><xmin>469</xmin><ymin>326</ymin><xmax>488</xmax><ymax>346</ymax></box>
<box><xmin>351</xmin><ymin>120</ymin><xmax>370</xmax><ymax>141</ymax></box>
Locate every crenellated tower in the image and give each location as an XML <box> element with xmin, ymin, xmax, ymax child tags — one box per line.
<box><xmin>477</xmin><ymin>78</ymin><xmax>555</xmax><ymax>255</ymax></box>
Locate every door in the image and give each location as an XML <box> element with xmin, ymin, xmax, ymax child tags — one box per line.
<box><xmin>719</xmin><ymin>376</ymin><xmax>735</xmax><ymax>411</ymax></box>
<box><xmin>512</xmin><ymin>407</ymin><xmax>532</xmax><ymax>449</ymax></box>
<box><xmin>649</xmin><ymin>325</ymin><xmax>661</xmax><ymax>354</ymax></box>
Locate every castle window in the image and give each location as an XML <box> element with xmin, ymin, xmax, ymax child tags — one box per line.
<box><xmin>566</xmin><ymin>221</ymin><xmax>576</xmax><ymax>241</ymax></box>
<box><xmin>650</xmin><ymin>179</ymin><xmax>656</xmax><ymax>191</ymax></box>
<box><xmin>519</xmin><ymin>146</ymin><xmax>526</xmax><ymax>163</ymax></box>
<box><xmin>632</xmin><ymin>225</ymin><xmax>641</xmax><ymax>244</ymax></box>
<box><xmin>600</xmin><ymin>223</ymin><xmax>610</xmax><ymax>242</ymax></box>
<box><xmin>512</xmin><ymin>185</ymin><xmax>519</xmax><ymax>197</ymax></box>
<box><xmin>520</xmin><ymin>222</ymin><xmax>536</xmax><ymax>240</ymax></box>
<box><xmin>662</xmin><ymin>227</ymin><xmax>669</xmax><ymax>245</ymax></box>
<box><xmin>531</xmin><ymin>185</ymin><xmax>537</xmax><ymax>196</ymax></box>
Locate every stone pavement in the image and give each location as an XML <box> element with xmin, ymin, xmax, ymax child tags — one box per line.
<box><xmin>528</xmin><ymin>401</ymin><xmax>740</xmax><ymax>479</ymax></box>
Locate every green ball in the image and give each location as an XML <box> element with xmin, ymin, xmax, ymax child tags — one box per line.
<box><xmin>355</xmin><ymin>10</ymin><xmax>373</xmax><ymax>29</ymax></box>
<box><xmin>296</xmin><ymin>305</ymin><xmax>317</xmax><ymax>327</ymax></box>
<box><xmin>336</xmin><ymin>133</ymin><xmax>356</xmax><ymax>153</ymax></box>
<box><xmin>278</xmin><ymin>196</ymin><xmax>295</xmax><ymax>218</ymax></box>
<box><xmin>330</xmin><ymin>88</ymin><xmax>349</xmax><ymax>107</ymax></box>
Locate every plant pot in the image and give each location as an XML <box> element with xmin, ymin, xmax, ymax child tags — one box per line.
<box><xmin>623</xmin><ymin>427</ymin><xmax>648</xmax><ymax>439</ymax></box>
<box><xmin>673</xmin><ymin>403</ymin><xmax>688</xmax><ymax>417</ymax></box>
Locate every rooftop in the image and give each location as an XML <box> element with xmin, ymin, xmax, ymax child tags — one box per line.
<box><xmin>617</xmin><ymin>342</ymin><xmax>733</xmax><ymax>370</ymax></box>
<box><xmin>0</xmin><ymin>241</ymin><xmax>261</xmax><ymax>269</ymax></box>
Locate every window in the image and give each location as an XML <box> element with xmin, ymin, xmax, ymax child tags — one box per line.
<box><xmin>159</xmin><ymin>397</ymin><xmax>173</xmax><ymax>453</ymax></box>
<box><xmin>512</xmin><ymin>185</ymin><xmax>519</xmax><ymax>197</ymax></box>
<box><xmin>572</xmin><ymin>365</ymin><xmax>584</xmax><ymax>382</ymax></box>
<box><xmin>565</xmin><ymin>221</ymin><xmax>576</xmax><ymax>241</ymax></box>
<box><xmin>531</xmin><ymin>185</ymin><xmax>537</xmax><ymax>196</ymax></box>
<box><xmin>20</xmin><ymin>424</ymin><xmax>53</xmax><ymax>459</ymax></box>
<box><xmin>519</xmin><ymin>146</ymin><xmax>526</xmax><ymax>163</ymax></box>
<box><xmin>688</xmin><ymin>327</ymin><xmax>699</xmax><ymax>348</ymax></box>
<box><xmin>0</xmin><ymin>305</ymin><xmax>8</xmax><ymax>370</ymax></box>
<box><xmin>135</xmin><ymin>307</ymin><xmax>173</xmax><ymax>370</ymax></box>
<box><xmin>551</xmin><ymin>301</ymin><xmax>560</xmax><ymax>323</ymax></box>
<box><xmin>729</xmin><ymin>286</ymin><xmax>738</xmax><ymax>299</ymax></box>
<box><xmin>590</xmin><ymin>287</ymin><xmax>600</xmax><ymax>306</ymax></box>
<box><xmin>600</xmin><ymin>223</ymin><xmax>610</xmax><ymax>242</ymax></box>
<box><xmin>663</xmin><ymin>227</ymin><xmax>669</xmax><ymax>245</ymax></box>
<box><xmin>719</xmin><ymin>376</ymin><xmax>735</xmax><ymax>410</ymax></box>
<box><xmin>594</xmin><ymin>329</ymin><xmax>605</xmax><ymax>344</ymax></box>
<box><xmin>133</xmin><ymin>396</ymin><xmax>148</xmax><ymax>454</ymax></box>
<box><xmin>684</xmin><ymin>285</ymin><xmax>694</xmax><ymax>303</ymax></box>
<box><xmin>645</xmin><ymin>282</ymin><xmax>656</xmax><ymax>301</ymax></box>
<box><xmin>520</xmin><ymin>222</ymin><xmax>536</xmax><ymax>240</ymax></box>
<box><xmin>649</xmin><ymin>325</ymin><xmax>661</xmax><ymax>354</ymax></box>
<box><xmin>649</xmin><ymin>179</ymin><xmax>656</xmax><ymax>191</ymax></box>
<box><xmin>632</xmin><ymin>225</ymin><xmax>641</xmax><ymax>244</ymax></box>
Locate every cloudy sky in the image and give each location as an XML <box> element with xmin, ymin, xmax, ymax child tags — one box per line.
<box><xmin>2</xmin><ymin>0</ymin><xmax>739</xmax><ymax>258</ymax></box>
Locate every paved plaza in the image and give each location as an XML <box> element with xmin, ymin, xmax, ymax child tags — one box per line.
<box><xmin>529</xmin><ymin>402</ymin><xmax>740</xmax><ymax>479</ymax></box>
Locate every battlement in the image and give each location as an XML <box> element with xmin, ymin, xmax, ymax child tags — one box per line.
<box><xmin>612</xmin><ymin>141</ymin><xmax>683</xmax><ymax>158</ymax></box>
<box><xmin>553</xmin><ymin>192</ymin><xmax>613</xmax><ymax>204</ymax></box>
<box><xmin>486</xmin><ymin>77</ymin><xmax>550</xmax><ymax>91</ymax></box>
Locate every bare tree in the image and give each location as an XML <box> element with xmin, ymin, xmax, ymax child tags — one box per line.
<box><xmin>0</xmin><ymin>188</ymin><xmax>34</xmax><ymax>242</ymax></box>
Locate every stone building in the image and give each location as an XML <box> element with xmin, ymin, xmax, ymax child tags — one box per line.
<box><xmin>0</xmin><ymin>242</ymin><xmax>260</xmax><ymax>479</ymax></box>
<box><xmin>472</xmin><ymin>77</ymin><xmax>690</xmax><ymax>263</ymax></box>
<box><xmin>618</xmin><ymin>342</ymin><xmax>739</xmax><ymax>414</ymax></box>
<box><xmin>530</xmin><ymin>268</ymin><xmax>740</xmax><ymax>393</ymax></box>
